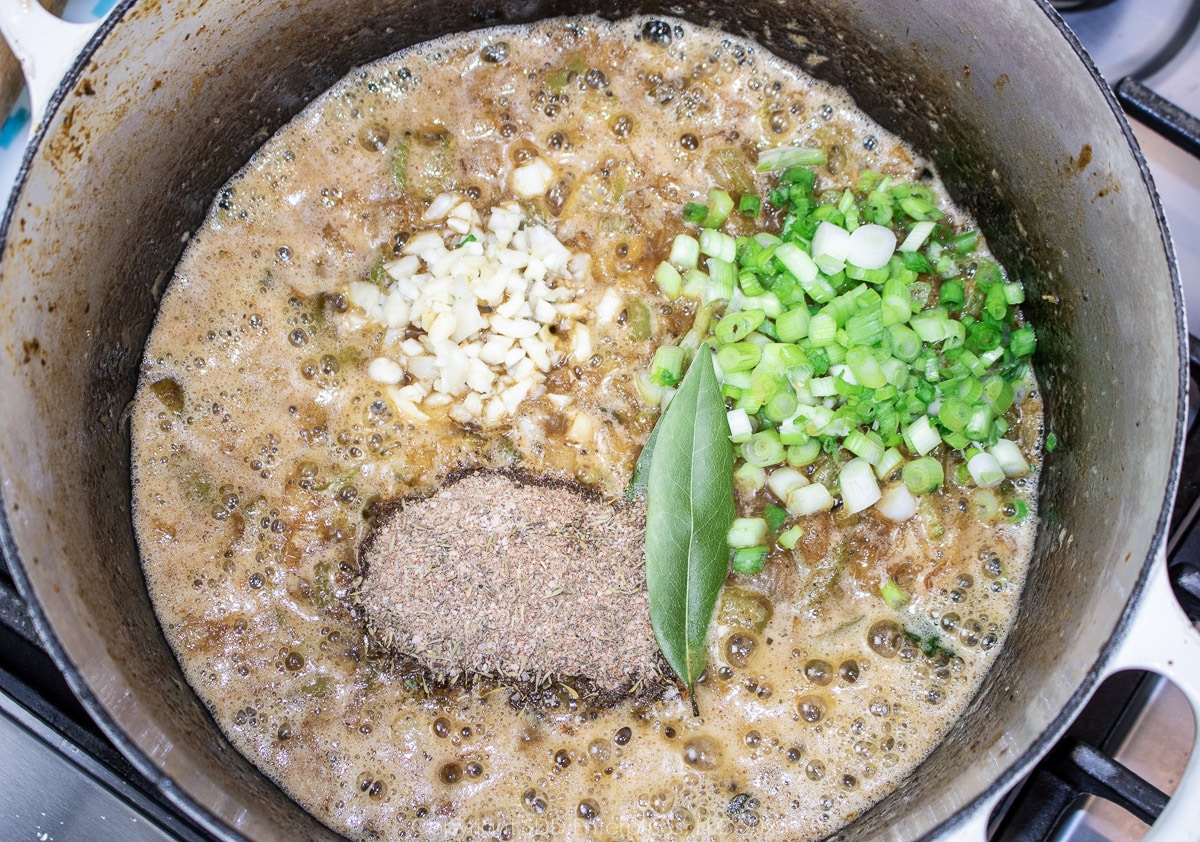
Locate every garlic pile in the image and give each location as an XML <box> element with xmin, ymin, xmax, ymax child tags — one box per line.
<box><xmin>342</xmin><ymin>192</ymin><xmax>592</xmax><ymax>426</ymax></box>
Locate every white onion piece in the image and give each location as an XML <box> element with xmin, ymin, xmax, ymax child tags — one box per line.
<box><xmin>838</xmin><ymin>457</ymin><xmax>881</xmax><ymax>515</ymax></box>
<box><xmin>847</xmin><ymin>224</ymin><xmax>897</xmax><ymax>270</ymax></box>
<box><xmin>812</xmin><ymin>221</ymin><xmax>851</xmax><ymax>263</ymax></box>
<box><xmin>875</xmin><ymin>483</ymin><xmax>918</xmax><ymax>522</ymax></box>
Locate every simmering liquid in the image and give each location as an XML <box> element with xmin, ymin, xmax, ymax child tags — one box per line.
<box><xmin>132</xmin><ymin>16</ymin><xmax>1039</xmax><ymax>840</ymax></box>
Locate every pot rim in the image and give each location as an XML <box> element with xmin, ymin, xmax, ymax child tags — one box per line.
<box><xmin>0</xmin><ymin>0</ymin><xmax>1186</xmax><ymax>839</ymax></box>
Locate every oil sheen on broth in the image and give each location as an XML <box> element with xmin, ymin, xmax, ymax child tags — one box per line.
<box><xmin>132</xmin><ymin>16</ymin><xmax>1039</xmax><ymax>841</ymax></box>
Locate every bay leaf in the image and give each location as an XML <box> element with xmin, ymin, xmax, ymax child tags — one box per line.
<box><xmin>644</xmin><ymin>346</ymin><xmax>735</xmax><ymax>715</ymax></box>
<box><xmin>625</xmin><ymin>417</ymin><xmax>660</xmax><ymax>501</ymax></box>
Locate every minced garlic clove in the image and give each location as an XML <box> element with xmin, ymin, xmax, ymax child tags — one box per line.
<box><xmin>348</xmin><ymin>195</ymin><xmax>588</xmax><ymax>425</ymax></box>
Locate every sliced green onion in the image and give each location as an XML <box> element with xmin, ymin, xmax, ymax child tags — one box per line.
<box><xmin>965</xmin><ymin>489</ymin><xmax>999</xmax><ymax>523</ymax></box>
<box><xmin>910</xmin><ymin>313</ymin><xmax>947</xmax><ymax>344</ymax></box>
<box><xmin>1006</xmin><ymin>499</ymin><xmax>1030</xmax><ymax>523</ymax></box>
<box><xmin>739</xmin><ymin>194</ymin><xmax>762</xmax><ymax>218</ymax></box>
<box><xmin>984</xmin><ymin>284</ymin><xmax>1009</xmax><ymax>321</ymax></box>
<box><xmin>742</xmin><ymin>430</ymin><xmax>786</xmax><ymax>467</ymax></box>
<box><xmin>654</xmin><ymin>260</ymin><xmax>684</xmax><ymax>301</ymax></box>
<box><xmin>700</xmin><ymin>229</ymin><xmax>737</xmax><ymax>262</ymax></box>
<box><xmin>727</xmin><ymin>517</ymin><xmax>769</xmax><ymax>548</ymax></box>
<box><xmin>1010</xmin><ymin>326</ymin><xmax>1036</xmax><ymax>358</ymax></box>
<box><xmin>787</xmin><ymin>482</ymin><xmax>835</xmax><ymax>516</ymax></box>
<box><xmin>989</xmin><ymin>439</ymin><xmax>1030</xmax><ymax>477</ymax></box>
<box><xmin>681</xmin><ymin>268</ymin><xmax>709</xmax><ymax>299</ymax></box>
<box><xmin>787</xmin><ymin>439</ymin><xmax>822</xmax><ymax>467</ymax></box>
<box><xmin>778</xmin><ymin>524</ymin><xmax>803</xmax><ymax>549</ymax></box>
<box><xmin>898</xmin><ymin>220</ymin><xmax>937</xmax><ymax>253</ymax></box>
<box><xmin>953</xmin><ymin>230</ymin><xmax>980</xmax><ymax>254</ymax></box>
<box><xmin>874</xmin><ymin>447</ymin><xmax>904</xmax><ymax>480</ymax></box>
<box><xmin>844</xmin><ymin>429</ymin><xmax>885</xmax><ymax>465</ymax></box>
<box><xmin>723</xmin><ymin>369</ymin><xmax>753</xmax><ymax>390</ymax></box>
<box><xmin>734</xmin><ymin>461</ymin><xmax>767</xmax><ymax>493</ymax></box>
<box><xmin>810</xmin><ymin>376</ymin><xmax>836</xmax><ymax>397</ymax></box>
<box><xmin>682</xmin><ymin>202</ymin><xmax>708</xmax><ymax>224</ymax></box>
<box><xmin>702</xmin><ymin>188</ymin><xmax>735</xmax><ymax>228</ymax></box>
<box><xmin>731</xmin><ymin>546</ymin><xmax>769</xmax><ymax>574</ymax></box>
<box><xmin>964</xmin><ymin>404</ymin><xmax>994</xmax><ymax>442</ymax></box>
<box><xmin>715</xmin><ymin>310</ymin><xmax>766</xmax><ymax>345</ymax></box>
<box><xmin>902</xmin><ymin>456</ymin><xmax>944</xmax><ymax>494</ymax></box>
<box><xmin>942</xmin><ymin>429</ymin><xmax>970</xmax><ymax>451</ymax></box>
<box><xmin>939</xmin><ymin>279</ymin><xmax>964</xmax><ymax>308</ymax></box>
<box><xmin>885</xmin><ymin>324</ymin><xmax>922</xmax><ymax>362</ymax></box>
<box><xmin>717</xmin><ymin>341</ymin><xmax>761</xmax><ymax>373</ymax></box>
<box><xmin>670</xmin><ymin>234</ymin><xmax>701</xmax><ymax>269</ymax></box>
<box><xmin>749</xmin><ymin>372</ymin><xmax>782</xmax><ymax>406</ymax></box>
<box><xmin>839</xmin><ymin>457</ymin><xmax>881</xmax><ymax>514</ymax></box>
<box><xmin>738</xmin><ymin>269</ymin><xmax>766</xmax><ymax>297</ymax></box>
<box><xmin>727</xmin><ymin>408</ymin><xmax>754</xmax><ymax>443</ymax></box>
<box><xmin>967</xmin><ymin>451</ymin><xmax>1005</xmax><ymax>487</ymax></box>
<box><xmin>757</xmin><ymin>146</ymin><xmax>827</xmax><ymax>171</ymax></box>
<box><xmin>846</xmin><ymin>306</ymin><xmax>885</xmax><ymax>347</ymax></box>
<box><xmin>876</xmin><ymin>483</ymin><xmax>918</xmax><ymax>522</ymax></box>
<box><xmin>846</xmin><ymin>347</ymin><xmax>888</xmax><ymax>389</ymax></box>
<box><xmin>764</xmin><ymin>503</ymin><xmax>789</xmax><ymax>531</ymax></box>
<box><xmin>880</xmin><ymin>577</ymin><xmax>909</xmax><ymax>610</ymax></box>
<box><xmin>704</xmin><ymin>257</ymin><xmax>737</xmax><ymax>302</ymax></box>
<box><xmin>636</xmin><ymin>368</ymin><xmax>665</xmax><ymax>406</ymax></box>
<box><xmin>767</xmin><ymin>466</ymin><xmax>810</xmax><ymax>502</ymax></box>
<box><xmin>775</xmin><ymin>242</ymin><xmax>817</xmax><ymax>284</ymax></box>
<box><xmin>904</xmin><ymin>415</ymin><xmax>941</xmax><ymax>456</ymax></box>
<box><xmin>937</xmin><ymin>397</ymin><xmax>972</xmax><ymax>432</ymax></box>
<box><xmin>650</xmin><ymin>344</ymin><xmax>686</xmax><ymax>386</ymax></box>
<box><xmin>981</xmin><ymin>375</ymin><xmax>1015</xmax><ymax>415</ymax></box>
<box><xmin>808</xmin><ymin>312</ymin><xmax>838</xmax><ymax>347</ymax></box>
<box><xmin>776</xmin><ymin>306</ymin><xmax>811</xmax><ymax>343</ymax></box>
<box><xmin>763</xmin><ymin>390</ymin><xmax>799</xmax><ymax>423</ymax></box>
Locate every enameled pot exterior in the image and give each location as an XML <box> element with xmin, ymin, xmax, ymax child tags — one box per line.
<box><xmin>0</xmin><ymin>1</ymin><xmax>1188</xmax><ymax>839</ymax></box>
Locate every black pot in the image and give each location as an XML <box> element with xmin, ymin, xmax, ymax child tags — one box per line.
<box><xmin>1</xmin><ymin>0</ymin><xmax>1197</xmax><ymax>839</ymax></box>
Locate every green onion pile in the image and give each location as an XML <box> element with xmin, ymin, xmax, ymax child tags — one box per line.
<box><xmin>638</xmin><ymin>146</ymin><xmax>1038</xmax><ymax>574</ymax></box>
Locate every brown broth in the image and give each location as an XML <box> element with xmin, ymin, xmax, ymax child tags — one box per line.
<box><xmin>132</xmin><ymin>16</ymin><xmax>1039</xmax><ymax>840</ymax></box>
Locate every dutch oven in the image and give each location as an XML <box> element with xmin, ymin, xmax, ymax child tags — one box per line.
<box><xmin>1</xmin><ymin>0</ymin><xmax>1199</xmax><ymax>838</ymax></box>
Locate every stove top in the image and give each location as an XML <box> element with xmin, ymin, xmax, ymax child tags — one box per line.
<box><xmin>1</xmin><ymin>1</ymin><xmax>1199</xmax><ymax>840</ymax></box>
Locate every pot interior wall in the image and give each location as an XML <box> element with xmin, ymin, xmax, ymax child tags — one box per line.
<box><xmin>0</xmin><ymin>0</ymin><xmax>1180</xmax><ymax>838</ymax></box>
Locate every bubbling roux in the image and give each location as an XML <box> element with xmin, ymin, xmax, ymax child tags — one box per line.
<box><xmin>132</xmin><ymin>16</ymin><xmax>1039</xmax><ymax>840</ymax></box>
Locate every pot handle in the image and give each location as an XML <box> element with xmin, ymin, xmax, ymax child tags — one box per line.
<box><xmin>0</xmin><ymin>0</ymin><xmax>102</xmax><ymax>129</ymax></box>
<box><xmin>935</xmin><ymin>551</ymin><xmax>1200</xmax><ymax>842</ymax></box>
<box><xmin>1101</xmin><ymin>549</ymin><xmax>1200</xmax><ymax>841</ymax></box>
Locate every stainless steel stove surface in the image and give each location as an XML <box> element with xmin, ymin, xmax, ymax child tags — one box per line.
<box><xmin>2</xmin><ymin>1</ymin><xmax>1200</xmax><ymax>840</ymax></box>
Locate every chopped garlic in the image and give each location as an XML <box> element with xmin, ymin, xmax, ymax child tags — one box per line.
<box><xmin>368</xmin><ymin>357</ymin><xmax>405</xmax><ymax>384</ymax></box>
<box><xmin>511</xmin><ymin>158</ymin><xmax>555</xmax><ymax>198</ymax></box>
<box><xmin>596</xmin><ymin>288</ymin><xmax>624</xmax><ymax>324</ymax></box>
<box><xmin>342</xmin><ymin>194</ymin><xmax>588</xmax><ymax>426</ymax></box>
<box><xmin>566</xmin><ymin>411</ymin><xmax>595</xmax><ymax>445</ymax></box>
